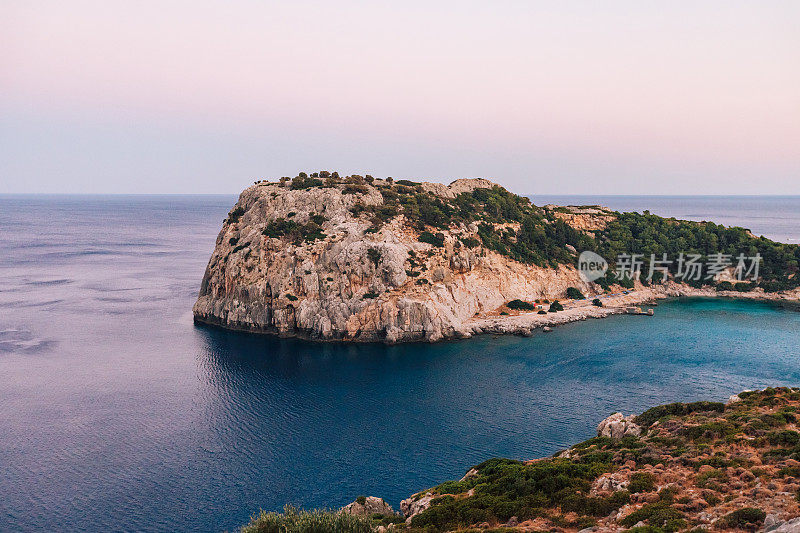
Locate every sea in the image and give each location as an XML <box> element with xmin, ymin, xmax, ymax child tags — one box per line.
<box><xmin>1</xmin><ymin>195</ymin><xmax>799</xmax><ymax>532</ymax></box>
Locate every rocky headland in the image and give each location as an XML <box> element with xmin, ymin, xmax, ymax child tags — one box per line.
<box><xmin>193</xmin><ymin>172</ymin><xmax>799</xmax><ymax>343</ymax></box>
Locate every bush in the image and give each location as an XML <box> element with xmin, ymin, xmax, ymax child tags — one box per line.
<box><xmin>635</xmin><ymin>401</ymin><xmax>725</xmax><ymax>427</ymax></box>
<box><xmin>592</xmin><ymin>298</ymin><xmax>603</xmax><ymax>307</ymax></box>
<box><xmin>549</xmin><ymin>301</ymin><xmax>564</xmax><ymax>312</ymax></box>
<box><xmin>768</xmin><ymin>430</ymin><xmax>800</xmax><ymax>447</ymax></box>
<box><xmin>507</xmin><ymin>299</ymin><xmax>535</xmax><ymax>311</ymax></box>
<box><xmin>410</xmin><ymin>457</ymin><xmax>618</xmax><ymax>531</ymax></box>
<box><xmin>227</xmin><ymin>206</ymin><xmax>246</xmax><ymax>223</ymax></box>
<box><xmin>628</xmin><ymin>472</ymin><xmax>656</xmax><ymax>493</ymax></box>
<box><xmin>343</xmin><ymin>184</ymin><xmax>369</xmax><ymax>195</ymax></box>
<box><xmin>566</xmin><ymin>287</ymin><xmax>585</xmax><ymax>299</ymax></box>
<box><xmin>367</xmin><ymin>248</ymin><xmax>382</xmax><ymax>268</ymax></box>
<box><xmin>537</xmin><ymin>310</ymin><xmax>547</xmax><ymax>314</ymax></box>
<box><xmin>719</xmin><ymin>508</ymin><xmax>765</xmax><ymax>530</ymax></box>
<box><xmin>262</xmin><ymin>219</ymin><xmax>325</xmax><ymax>243</ymax></box>
<box><xmin>716</xmin><ymin>281</ymin><xmax>734</xmax><ymax>291</ymax></box>
<box><xmin>619</xmin><ymin>502</ymin><xmax>686</xmax><ymax>530</ymax></box>
<box><xmin>241</xmin><ymin>505</ymin><xmax>373</xmax><ymax>533</ymax></box>
<box><xmin>459</xmin><ymin>236</ymin><xmax>480</xmax><ymax>248</ymax></box>
<box><xmin>290</xmin><ymin>175</ymin><xmax>323</xmax><ymax>190</ymax></box>
<box><xmin>362</xmin><ymin>292</ymin><xmax>379</xmax><ymax>299</ymax></box>
<box><xmin>419</xmin><ymin>231</ymin><xmax>445</xmax><ymax>247</ymax></box>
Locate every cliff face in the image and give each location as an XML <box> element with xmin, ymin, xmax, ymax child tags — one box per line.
<box><xmin>192</xmin><ymin>178</ymin><xmax>598</xmax><ymax>342</ymax></box>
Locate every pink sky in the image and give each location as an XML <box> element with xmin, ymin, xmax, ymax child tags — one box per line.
<box><xmin>1</xmin><ymin>1</ymin><xmax>799</xmax><ymax>194</ymax></box>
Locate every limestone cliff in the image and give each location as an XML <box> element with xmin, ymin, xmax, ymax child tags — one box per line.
<box><xmin>192</xmin><ymin>176</ymin><xmax>600</xmax><ymax>342</ymax></box>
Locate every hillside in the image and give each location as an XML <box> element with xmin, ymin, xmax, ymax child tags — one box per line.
<box><xmin>241</xmin><ymin>388</ymin><xmax>800</xmax><ymax>533</ymax></box>
<box><xmin>193</xmin><ymin>172</ymin><xmax>799</xmax><ymax>343</ymax></box>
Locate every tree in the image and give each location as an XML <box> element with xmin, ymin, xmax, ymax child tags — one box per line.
<box><xmin>566</xmin><ymin>287</ymin><xmax>585</xmax><ymax>300</ymax></box>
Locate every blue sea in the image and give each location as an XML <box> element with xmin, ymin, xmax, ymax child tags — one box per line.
<box><xmin>1</xmin><ymin>195</ymin><xmax>799</xmax><ymax>532</ymax></box>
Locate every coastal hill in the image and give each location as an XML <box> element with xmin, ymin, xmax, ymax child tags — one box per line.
<box><xmin>242</xmin><ymin>387</ymin><xmax>800</xmax><ymax>532</ymax></box>
<box><xmin>193</xmin><ymin>172</ymin><xmax>799</xmax><ymax>342</ymax></box>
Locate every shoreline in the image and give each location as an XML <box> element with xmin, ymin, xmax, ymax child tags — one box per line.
<box><xmin>466</xmin><ymin>284</ymin><xmax>800</xmax><ymax>338</ymax></box>
<box><xmin>194</xmin><ymin>286</ymin><xmax>800</xmax><ymax>344</ymax></box>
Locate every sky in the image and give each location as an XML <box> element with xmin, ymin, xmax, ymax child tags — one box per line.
<box><xmin>1</xmin><ymin>1</ymin><xmax>799</xmax><ymax>195</ymax></box>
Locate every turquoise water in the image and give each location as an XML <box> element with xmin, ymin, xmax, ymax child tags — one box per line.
<box><xmin>1</xmin><ymin>195</ymin><xmax>799</xmax><ymax>532</ymax></box>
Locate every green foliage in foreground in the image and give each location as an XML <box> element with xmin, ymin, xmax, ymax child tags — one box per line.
<box><xmin>410</xmin><ymin>457</ymin><xmax>626</xmax><ymax>531</ymax></box>
<box><xmin>719</xmin><ymin>507</ymin><xmax>766</xmax><ymax>530</ymax></box>
<box><xmin>241</xmin><ymin>505</ymin><xmax>374</xmax><ymax>533</ymax></box>
<box><xmin>634</xmin><ymin>401</ymin><xmax>725</xmax><ymax>427</ymax></box>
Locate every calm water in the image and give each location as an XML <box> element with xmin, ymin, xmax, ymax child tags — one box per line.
<box><xmin>1</xmin><ymin>195</ymin><xmax>799</xmax><ymax>533</ymax></box>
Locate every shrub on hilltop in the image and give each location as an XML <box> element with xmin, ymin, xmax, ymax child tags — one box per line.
<box><xmin>241</xmin><ymin>505</ymin><xmax>373</xmax><ymax>533</ymax></box>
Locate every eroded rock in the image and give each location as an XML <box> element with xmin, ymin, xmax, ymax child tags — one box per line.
<box><xmin>597</xmin><ymin>412</ymin><xmax>642</xmax><ymax>439</ymax></box>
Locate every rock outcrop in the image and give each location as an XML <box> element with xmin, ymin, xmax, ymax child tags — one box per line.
<box><xmin>193</xmin><ymin>175</ymin><xmax>799</xmax><ymax>343</ymax></box>
<box><xmin>400</xmin><ymin>493</ymin><xmax>434</xmax><ymax>522</ymax></box>
<box><xmin>596</xmin><ymin>412</ymin><xmax>642</xmax><ymax>439</ymax></box>
<box><xmin>193</xmin><ymin>177</ymin><xmax>599</xmax><ymax>343</ymax></box>
<box><xmin>340</xmin><ymin>496</ymin><xmax>396</xmax><ymax>517</ymax></box>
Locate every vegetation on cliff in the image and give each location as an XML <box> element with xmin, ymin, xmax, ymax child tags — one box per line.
<box><xmin>402</xmin><ymin>387</ymin><xmax>800</xmax><ymax>532</ymax></box>
<box><xmin>258</xmin><ymin>171</ymin><xmax>799</xmax><ymax>293</ymax></box>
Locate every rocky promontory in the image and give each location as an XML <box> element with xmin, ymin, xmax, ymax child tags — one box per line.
<box><xmin>193</xmin><ymin>172</ymin><xmax>799</xmax><ymax>343</ymax></box>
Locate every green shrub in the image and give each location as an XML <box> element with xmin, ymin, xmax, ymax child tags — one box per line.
<box><xmin>716</xmin><ymin>281</ymin><xmax>734</xmax><ymax>291</ymax></box>
<box><xmin>592</xmin><ymin>298</ymin><xmax>603</xmax><ymax>307</ymax></box>
<box><xmin>410</xmin><ymin>457</ymin><xmax>613</xmax><ymax>531</ymax></box>
<box><xmin>549</xmin><ymin>301</ymin><xmax>564</xmax><ymax>312</ymax></box>
<box><xmin>768</xmin><ymin>430</ymin><xmax>800</xmax><ymax>446</ymax></box>
<box><xmin>343</xmin><ymin>184</ymin><xmax>369</xmax><ymax>195</ymax></box>
<box><xmin>367</xmin><ymin>248</ymin><xmax>382</xmax><ymax>268</ymax></box>
<box><xmin>635</xmin><ymin>401</ymin><xmax>725</xmax><ymax>427</ymax></box>
<box><xmin>719</xmin><ymin>507</ymin><xmax>765</xmax><ymax>529</ymax></box>
<box><xmin>628</xmin><ymin>472</ymin><xmax>656</xmax><ymax>493</ymax></box>
<box><xmin>362</xmin><ymin>292</ymin><xmax>379</xmax><ymax>299</ymax></box>
<box><xmin>507</xmin><ymin>299</ymin><xmax>535</xmax><ymax>311</ymax></box>
<box><xmin>262</xmin><ymin>219</ymin><xmax>325</xmax><ymax>243</ymax></box>
<box><xmin>285</xmin><ymin>294</ymin><xmax>298</xmax><ymax>301</ymax></box>
<box><xmin>241</xmin><ymin>505</ymin><xmax>373</xmax><ymax>533</ymax></box>
<box><xmin>227</xmin><ymin>206</ymin><xmax>246</xmax><ymax>223</ymax></box>
<box><xmin>619</xmin><ymin>502</ymin><xmax>686</xmax><ymax>531</ymax></box>
<box><xmin>566</xmin><ymin>287</ymin><xmax>585</xmax><ymax>299</ymax></box>
<box><xmin>290</xmin><ymin>175</ymin><xmax>323</xmax><ymax>190</ymax></box>
<box><xmin>459</xmin><ymin>236</ymin><xmax>481</xmax><ymax>248</ymax></box>
<box><xmin>419</xmin><ymin>231</ymin><xmax>445</xmax><ymax>247</ymax></box>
